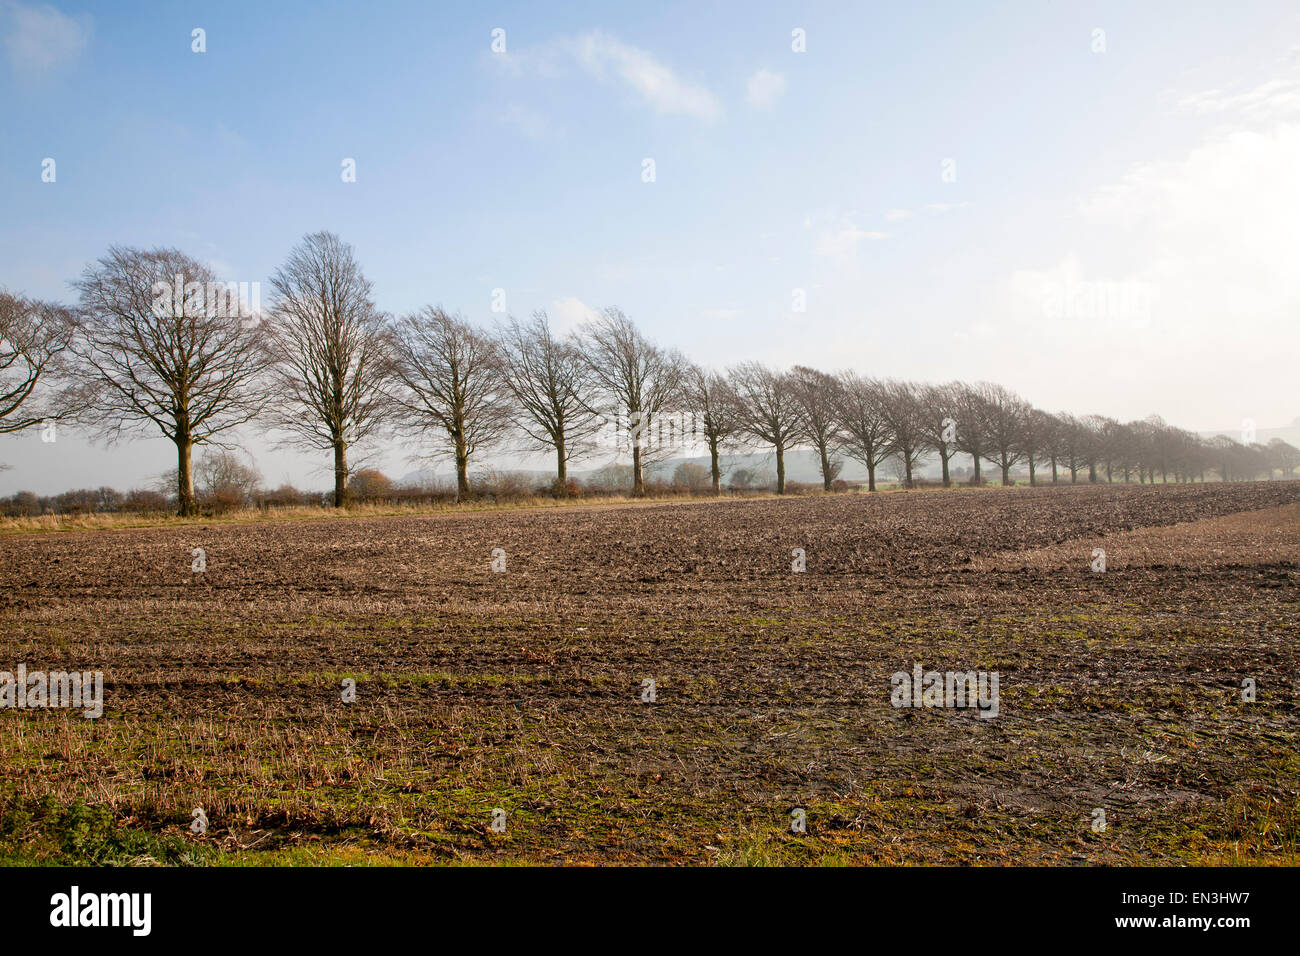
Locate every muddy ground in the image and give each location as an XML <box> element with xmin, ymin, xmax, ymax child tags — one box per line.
<box><xmin>0</xmin><ymin>481</ymin><xmax>1297</xmax><ymax>865</ymax></box>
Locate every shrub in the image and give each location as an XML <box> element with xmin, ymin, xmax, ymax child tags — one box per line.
<box><xmin>349</xmin><ymin>469</ymin><xmax>394</xmax><ymax>501</ymax></box>
<box><xmin>672</xmin><ymin>462</ymin><xmax>712</xmax><ymax>493</ymax></box>
<box><xmin>122</xmin><ymin>488</ymin><xmax>170</xmax><ymax>513</ymax></box>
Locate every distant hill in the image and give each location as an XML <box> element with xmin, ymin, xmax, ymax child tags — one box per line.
<box><xmin>1199</xmin><ymin>416</ymin><xmax>1300</xmax><ymax>446</ymax></box>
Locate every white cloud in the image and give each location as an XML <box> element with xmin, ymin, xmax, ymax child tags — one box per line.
<box><xmin>884</xmin><ymin>209</ymin><xmax>912</xmax><ymax>222</ymax></box>
<box><xmin>2</xmin><ymin>1</ymin><xmax>89</xmax><ymax>76</ymax></box>
<box><xmin>993</xmin><ymin>75</ymin><xmax>1300</xmax><ymax>426</ymax></box>
<box><xmin>569</xmin><ymin>31</ymin><xmax>720</xmax><ymax>121</ymax></box>
<box><xmin>745</xmin><ymin>68</ymin><xmax>786</xmax><ymax>109</ymax></box>
<box><xmin>813</xmin><ymin>223</ymin><xmax>887</xmax><ymax>261</ymax></box>
<box><xmin>549</xmin><ymin>296</ymin><xmax>601</xmax><ymax>335</ymax></box>
<box><xmin>1175</xmin><ymin>56</ymin><xmax>1300</xmax><ymax>123</ymax></box>
<box><xmin>924</xmin><ymin>201</ymin><xmax>969</xmax><ymax>214</ymax></box>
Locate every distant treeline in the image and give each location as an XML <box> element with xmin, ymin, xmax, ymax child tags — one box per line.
<box><xmin>0</xmin><ymin>458</ymin><xmax>822</xmax><ymax>517</ymax></box>
<box><xmin>3</xmin><ymin>231</ymin><xmax>1297</xmax><ymax>516</ymax></box>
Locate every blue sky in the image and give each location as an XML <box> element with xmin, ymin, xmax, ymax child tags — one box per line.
<box><xmin>2</xmin><ymin>0</ymin><xmax>1299</xmax><ymax>492</ymax></box>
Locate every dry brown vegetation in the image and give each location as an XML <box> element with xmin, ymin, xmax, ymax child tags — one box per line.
<box><xmin>0</xmin><ymin>481</ymin><xmax>1297</xmax><ymax>865</ymax></box>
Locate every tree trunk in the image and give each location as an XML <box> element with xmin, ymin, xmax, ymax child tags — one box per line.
<box><xmin>971</xmin><ymin>455</ymin><xmax>981</xmax><ymax>484</ymax></box>
<box><xmin>556</xmin><ymin>440</ymin><xmax>567</xmax><ymax>485</ymax></box>
<box><xmin>176</xmin><ymin>435</ymin><xmax>197</xmax><ymax>517</ymax></box>
<box><xmin>1028</xmin><ymin>458</ymin><xmax>1036</xmax><ymax>486</ymax></box>
<box><xmin>775</xmin><ymin>444</ymin><xmax>786</xmax><ymax>494</ymax></box>
<box><xmin>820</xmin><ymin>446</ymin><xmax>832</xmax><ymax>491</ymax></box>
<box><xmin>867</xmin><ymin>460</ymin><xmax>877</xmax><ymax>492</ymax></box>
<box><xmin>1050</xmin><ymin>456</ymin><xmax>1058</xmax><ymax>483</ymax></box>
<box><xmin>454</xmin><ymin>428</ymin><xmax>470</xmax><ymax>497</ymax></box>
<box><xmin>710</xmin><ymin>442</ymin><xmax>721</xmax><ymax>495</ymax></box>
<box><xmin>632</xmin><ymin>443</ymin><xmax>645</xmax><ymax>496</ymax></box>
<box><xmin>333</xmin><ymin>440</ymin><xmax>348</xmax><ymax>507</ymax></box>
<box><xmin>1001</xmin><ymin>456</ymin><xmax>1011</xmax><ymax>485</ymax></box>
<box><xmin>940</xmin><ymin>451</ymin><xmax>951</xmax><ymax>487</ymax></box>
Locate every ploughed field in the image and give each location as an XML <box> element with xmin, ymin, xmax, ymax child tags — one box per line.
<box><xmin>1</xmin><ymin>481</ymin><xmax>1298</xmax><ymax>865</ymax></box>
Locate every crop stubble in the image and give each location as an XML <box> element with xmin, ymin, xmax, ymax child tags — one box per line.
<box><xmin>0</xmin><ymin>482</ymin><xmax>1297</xmax><ymax>864</ymax></box>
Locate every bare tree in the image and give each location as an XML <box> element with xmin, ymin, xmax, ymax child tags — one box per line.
<box><xmin>836</xmin><ymin>372</ymin><xmax>893</xmax><ymax>492</ymax></box>
<box><xmin>976</xmin><ymin>383</ymin><xmax>1030</xmax><ymax>485</ymax></box>
<box><xmin>1267</xmin><ymin>437</ymin><xmax>1300</xmax><ymax>480</ymax></box>
<box><xmin>878</xmin><ymin>379</ymin><xmax>927</xmax><ymax>488</ymax></box>
<box><xmin>579</xmin><ymin>308</ymin><xmax>685</xmax><ymax>496</ymax></box>
<box><xmin>390</xmin><ymin>307</ymin><xmax>513</xmax><ymax>497</ymax></box>
<box><xmin>790</xmin><ymin>365</ymin><xmax>844</xmax><ymax>490</ymax></box>
<box><xmin>496</xmin><ymin>311</ymin><xmax>603</xmax><ymax>487</ymax></box>
<box><xmin>1017</xmin><ymin>407</ymin><xmax>1055</xmax><ymax>486</ymax></box>
<box><xmin>1085</xmin><ymin>415</ymin><xmax>1122</xmax><ymax>483</ymax></box>
<box><xmin>265</xmin><ymin>231</ymin><xmax>392</xmax><ymax>507</ymax></box>
<box><xmin>729</xmin><ymin>362</ymin><xmax>806</xmax><ymax>494</ymax></box>
<box><xmin>70</xmin><ymin>246</ymin><xmax>269</xmax><ymax>516</ymax></box>
<box><xmin>952</xmin><ymin>383</ymin><xmax>993</xmax><ymax>484</ymax></box>
<box><xmin>196</xmin><ymin>449</ymin><xmax>262</xmax><ymax>511</ymax></box>
<box><xmin>680</xmin><ymin>364</ymin><xmax>743</xmax><ymax>494</ymax></box>
<box><xmin>0</xmin><ymin>290</ymin><xmax>79</xmax><ymax>436</ymax></box>
<box><xmin>1055</xmin><ymin>413</ymin><xmax>1089</xmax><ymax>483</ymax></box>
<box><xmin>918</xmin><ymin>382</ymin><xmax>960</xmax><ymax>487</ymax></box>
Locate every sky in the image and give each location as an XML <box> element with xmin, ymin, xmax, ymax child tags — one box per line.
<box><xmin>1</xmin><ymin>0</ymin><xmax>1298</xmax><ymax>494</ymax></box>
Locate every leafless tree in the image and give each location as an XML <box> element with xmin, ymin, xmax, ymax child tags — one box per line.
<box><xmin>836</xmin><ymin>372</ymin><xmax>893</xmax><ymax>492</ymax></box>
<box><xmin>496</xmin><ymin>311</ymin><xmax>603</xmax><ymax>487</ymax></box>
<box><xmin>1085</xmin><ymin>415</ymin><xmax>1122</xmax><ymax>483</ymax></box>
<box><xmin>390</xmin><ymin>307</ymin><xmax>513</xmax><ymax>497</ymax></box>
<box><xmin>729</xmin><ymin>362</ymin><xmax>806</xmax><ymax>494</ymax></box>
<box><xmin>790</xmin><ymin>365</ymin><xmax>844</xmax><ymax>490</ymax></box>
<box><xmin>878</xmin><ymin>379</ymin><xmax>927</xmax><ymax>488</ymax></box>
<box><xmin>579</xmin><ymin>308</ymin><xmax>686</xmax><ymax>496</ymax></box>
<box><xmin>1017</xmin><ymin>407</ymin><xmax>1055</xmax><ymax>486</ymax></box>
<box><xmin>1267</xmin><ymin>437</ymin><xmax>1300</xmax><ymax>479</ymax></box>
<box><xmin>976</xmin><ymin>383</ymin><xmax>1030</xmax><ymax>485</ymax></box>
<box><xmin>918</xmin><ymin>382</ymin><xmax>960</xmax><ymax>487</ymax></box>
<box><xmin>0</xmin><ymin>290</ymin><xmax>79</xmax><ymax>436</ymax></box>
<box><xmin>952</xmin><ymin>383</ymin><xmax>993</xmax><ymax>484</ymax></box>
<box><xmin>195</xmin><ymin>448</ymin><xmax>262</xmax><ymax>511</ymax></box>
<box><xmin>265</xmin><ymin>231</ymin><xmax>392</xmax><ymax>507</ymax></box>
<box><xmin>70</xmin><ymin>246</ymin><xmax>269</xmax><ymax>516</ymax></box>
<box><xmin>1054</xmin><ymin>413</ymin><xmax>1089</xmax><ymax>483</ymax></box>
<box><xmin>680</xmin><ymin>364</ymin><xmax>743</xmax><ymax>494</ymax></box>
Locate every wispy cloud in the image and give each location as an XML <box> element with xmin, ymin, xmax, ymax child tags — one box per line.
<box><xmin>497</xmin><ymin>30</ymin><xmax>721</xmax><ymax>122</ymax></box>
<box><xmin>813</xmin><ymin>223</ymin><xmax>887</xmax><ymax>261</ymax></box>
<box><xmin>2</xmin><ymin>1</ymin><xmax>90</xmax><ymax>76</ymax></box>
<box><xmin>571</xmin><ymin>31</ymin><xmax>721</xmax><ymax>121</ymax></box>
<box><xmin>745</xmin><ymin>68</ymin><xmax>786</xmax><ymax>109</ymax></box>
